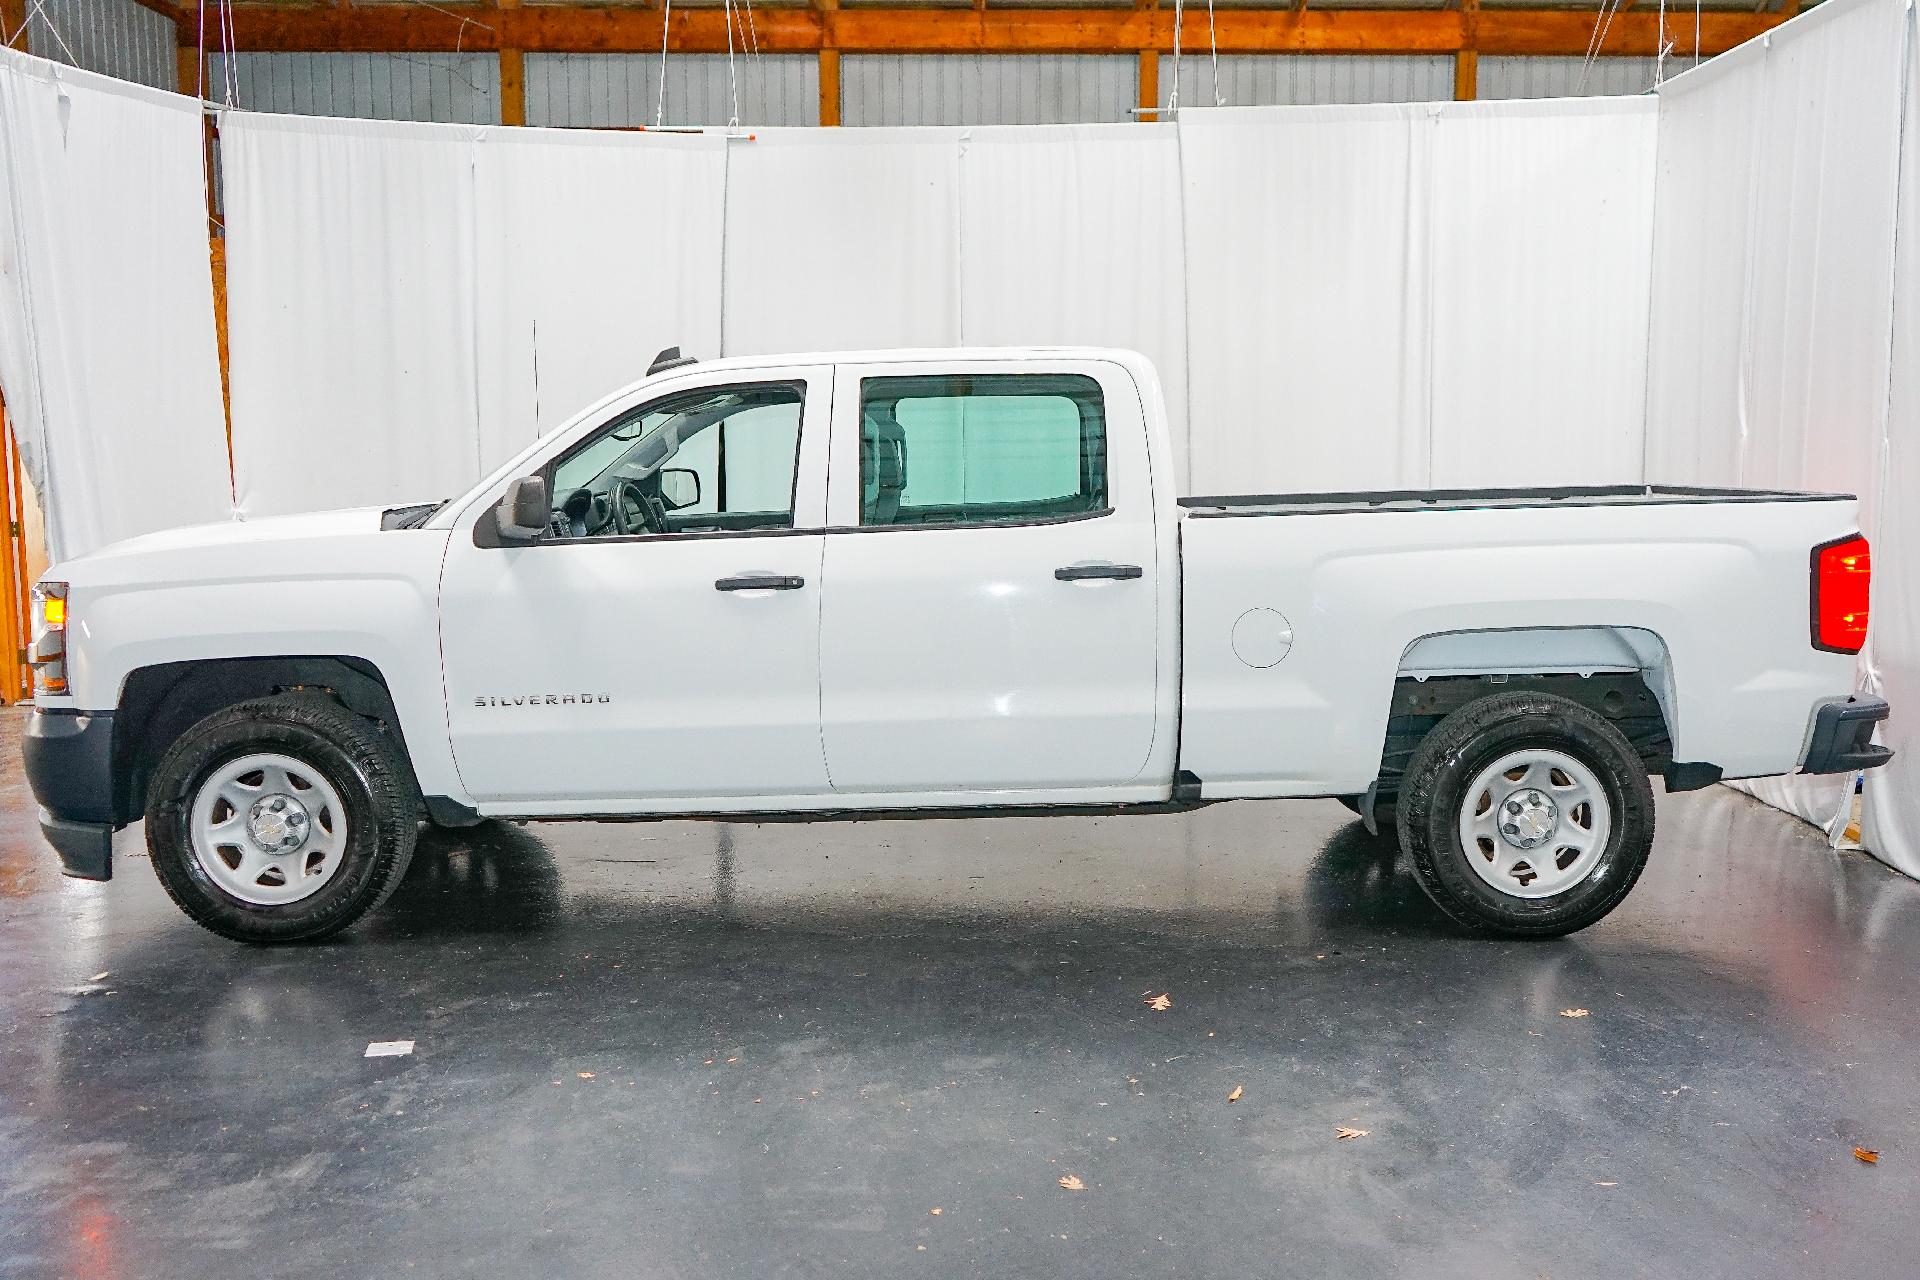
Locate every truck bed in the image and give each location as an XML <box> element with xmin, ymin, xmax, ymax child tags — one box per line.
<box><xmin>1178</xmin><ymin>485</ymin><xmax>1852</xmax><ymax>519</ymax></box>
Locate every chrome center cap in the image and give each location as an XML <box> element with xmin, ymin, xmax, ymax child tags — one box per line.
<box><xmin>1498</xmin><ymin>788</ymin><xmax>1559</xmax><ymax>850</ymax></box>
<box><xmin>246</xmin><ymin>794</ymin><xmax>311</xmax><ymax>854</ymax></box>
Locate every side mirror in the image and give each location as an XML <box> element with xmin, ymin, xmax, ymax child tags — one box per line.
<box><xmin>495</xmin><ymin>475</ymin><xmax>549</xmax><ymax>543</ymax></box>
<box><xmin>658</xmin><ymin>467</ymin><xmax>702</xmax><ymax>512</ymax></box>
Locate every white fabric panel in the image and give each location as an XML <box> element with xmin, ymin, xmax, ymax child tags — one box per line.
<box><xmin>1428</xmin><ymin>97</ymin><xmax>1656</xmax><ymax>487</ymax></box>
<box><xmin>1181</xmin><ymin>99</ymin><xmax>1654</xmax><ymax>495</ymax></box>
<box><xmin>721</xmin><ymin>128</ymin><xmax>961</xmax><ymax>356</ymax></box>
<box><xmin>1649</xmin><ymin>0</ymin><xmax>1908</xmax><ymax>841</ymax></box>
<box><xmin>224</xmin><ymin>114</ymin><xmax>484</xmax><ymax>517</ymax></box>
<box><xmin>1863</xmin><ymin>12</ymin><xmax>1920</xmax><ymax>879</ymax></box>
<box><xmin>1180</xmin><ymin>105</ymin><xmax>1429</xmax><ymax>494</ymax></box>
<box><xmin>0</xmin><ymin>50</ymin><xmax>229</xmax><ymax>562</ymax></box>
<box><xmin>1642</xmin><ymin>51</ymin><xmax>1763</xmax><ymax>484</ymax></box>
<box><xmin>955</xmin><ymin>125</ymin><xmax>1189</xmax><ymax>480</ymax></box>
<box><xmin>471</xmin><ymin>128</ymin><xmax>726</xmax><ymax>461</ymax></box>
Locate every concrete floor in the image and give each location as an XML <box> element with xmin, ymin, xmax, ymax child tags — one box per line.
<box><xmin>2</xmin><ymin>711</ymin><xmax>1917</xmax><ymax>1280</ymax></box>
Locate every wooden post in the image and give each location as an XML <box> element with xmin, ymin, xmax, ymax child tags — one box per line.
<box><xmin>2</xmin><ymin>0</ymin><xmax>29</xmax><ymax>50</ymax></box>
<box><xmin>0</xmin><ymin>393</ymin><xmax>26</xmax><ymax>705</ymax></box>
<box><xmin>817</xmin><ymin>0</ymin><xmax>839</xmax><ymax>126</ymax></box>
<box><xmin>1136</xmin><ymin>0</ymin><xmax>1158</xmax><ymax>118</ymax></box>
<box><xmin>498</xmin><ymin>0</ymin><xmax>525</xmax><ymax>125</ymax></box>
<box><xmin>1454</xmin><ymin>0</ymin><xmax>1478</xmax><ymax>100</ymax></box>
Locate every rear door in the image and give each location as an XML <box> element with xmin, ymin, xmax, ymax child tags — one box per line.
<box><xmin>817</xmin><ymin>358</ymin><xmax>1163</xmax><ymax>798</ymax></box>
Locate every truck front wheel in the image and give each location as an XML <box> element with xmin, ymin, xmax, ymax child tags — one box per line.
<box><xmin>1396</xmin><ymin>691</ymin><xmax>1655</xmax><ymax>937</ymax></box>
<box><xmin>145</xmin><ymin>693</ymin><xmax>420</xmax><ymax>944</ymax></box>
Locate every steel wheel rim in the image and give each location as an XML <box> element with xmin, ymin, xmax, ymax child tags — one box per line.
<box><xmin>1456</xmin><ymin>748</ymin><xmax>1611</xmax><ymax>900</ymax></box>
<box><xmin>188</xmin><ymin>752</ymin><xmax>348</xmax><ymax>907</ymax></box>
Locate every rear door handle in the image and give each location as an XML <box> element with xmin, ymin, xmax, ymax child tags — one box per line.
<box><xmin>1055</xmin><ymin>563</ymin><xmax>1144</xmax><ymax>582</ymax></box>
<box><xmin>715</xmin><ymin>574</ymin><xmax>805</xmax><ymax>592</ymax></box>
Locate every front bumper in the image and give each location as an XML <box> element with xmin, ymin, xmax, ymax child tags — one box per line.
<box><xmin>23</xmin><ymin>708</ymin><xmax>119</xmax><ymax>881</ymax></box>
<box><xmin>1800</xmin><ymin>695</ymin><xmax>1894</xmax><ymax>775</ymax></box>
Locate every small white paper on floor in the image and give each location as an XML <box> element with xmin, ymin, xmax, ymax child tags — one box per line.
<box><xmin>364</xmin><ymin>1040</ymin><xmax>415</xmax><ymax>1058</ymax></box>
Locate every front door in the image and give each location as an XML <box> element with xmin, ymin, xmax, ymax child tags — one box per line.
<box><xmin>817</xmin><ymin>360</ymin><xmax>1163</xmax><ymax>798</ymax></box>
<box><xmin>439</xmin><ymin>366</ymin><xmax>833</xmax><ymax>810</ymax></box>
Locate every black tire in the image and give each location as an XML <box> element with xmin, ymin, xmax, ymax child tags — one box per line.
<box><xmin>145</xmin><ymin>693</ymin><xmax>421</xmax><ymax>944</ymax></box>
<box><xmin>1396</xmin><ymin>691</ymin><xmax>1655</xmax><ymax>938</ymax></box>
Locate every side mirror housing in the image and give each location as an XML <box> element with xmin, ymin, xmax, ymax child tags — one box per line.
<box><xmin>495</xmin><ymin>475</ymin><xmax>549</xmax><ymax>543</ymax></box>
<box><xmin>658</xmin><ymin>467</ymin><xmax>702</xmax><ymax>511</ymax></box>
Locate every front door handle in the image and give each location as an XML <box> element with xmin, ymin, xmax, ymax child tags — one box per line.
<box><xmin>1055</xmin><ymin>563</ymin><xmax>1144</xmax><ymax>582</ymax></box>
<box><xmin>715</xmin><ymin>574</ymin><xmax>805</xmax><ymax>592</ymax></box>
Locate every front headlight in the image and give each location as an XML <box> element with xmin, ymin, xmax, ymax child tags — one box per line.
<box><xmin>29</xmin><ymin>581</ymin><xmax>68</xmax><ymax>696</ymax></box>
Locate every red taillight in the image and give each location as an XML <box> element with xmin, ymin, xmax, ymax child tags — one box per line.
<box><xmin>1812</xmin><ymin>534</ymin><xmax>1871</xmax><ymax>653</ymax></box>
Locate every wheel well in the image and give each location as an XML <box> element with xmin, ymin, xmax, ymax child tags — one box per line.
<box><xmin>112</xmin><ymin>656</ymin><xmax>410</xmax><ymax>822</ymax></box>
<box><xmin>1372</xmin><ymin>672</ymin><xmax>1674</xmax><ymax>799</ymax></box>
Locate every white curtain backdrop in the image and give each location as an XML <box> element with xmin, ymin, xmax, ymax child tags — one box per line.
<box><xmin>1179</xmin><ymin>97</ymin><xmax>1656</xmax><ymax>496</ymax></box>
<box><xmin>956</xmin><ymin>124</ymin><xmax>1189</xmax><ymax>481</ymax></box>
<box><xmin>1864</xmin><ymin>14</ymin><xmax>1920</xmax><ymax>873</ymax></box>
<box><xmin>1646</xmin><ymin>0</ymin><xmax>1913</xmax><ymax>870</ymax></box>
<box><xmin>471</xmin><ymin>127</ymin><xmax>726</xmax><ymax>462</ymax></box>
<box><xmin>720</xmin><ymin>127</ymin><xmax>962</xmax><ymax>357</ymax></box>
<box><xmin>224</xmin><ymin>115</ymin><xmax>484</xmax><ymax>518</ymax></box>
<box><xmin>0</xmin><ymin>48</ymin><xmax>229</xmax><ymax>561</ymax></box>
<box><xmin>225</xmin><ymin>114</ymin><xmax>728</xmax><ymax>517</ymax></box>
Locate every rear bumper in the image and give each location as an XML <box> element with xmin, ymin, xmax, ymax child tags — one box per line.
<box><xmin>23</xmin><ymin>708</ymin><xmax>119</xmax><ymax>881</ymax></box>
<box><xmin>1800</xmin><ymin>696</ymin><xmax>1894</xmax><ymax>775</ymax></box>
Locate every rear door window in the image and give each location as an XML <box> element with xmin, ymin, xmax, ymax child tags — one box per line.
<box><xmin>858</xmin><ymin>374</ymin><xmax>1107</xmax><ymax>527</ymax></box>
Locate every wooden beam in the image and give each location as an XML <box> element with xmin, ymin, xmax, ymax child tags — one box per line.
<box><xmin>1</xmin><ymin>0</ymin><xmax>29</xmax><ymax>49</ymax></box>
<box><xmin>816</xmin><ymin>0</ymin><xmax>839</xmax><ymax>126</ymax></box>
<box><xmin>219</xmin><ymin>6</ymin><xmax>1787</xmax><ymax>58</ymax></box>
<box><xmin>1137</xmin><ymin>48</ymin><xmax>1157</xmax><ymax>116</ymax></box>
<box><xmin>498</xmin><ymin>0</ymin><xmax>525</xmax><ymax>126</ymax></box>
<box><xmin>1454</xmin><ymin>0</ymin><xmax>1476</xmax><ymax>101</ymax></box>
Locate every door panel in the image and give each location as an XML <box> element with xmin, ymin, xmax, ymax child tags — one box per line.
<box><xmin>439</xmin><ymin>365</ymin><xmax>832</xmax><ymax>808</ymax></box>
<box><xmin>441</xmin><ymin>534</ymin><xmax>827</xmax><ymax>805</ymax></box>
<box><xmin>818</xmin><ymin>360</ymin><xmax>1161</xmax><ymax>795</ymax></box>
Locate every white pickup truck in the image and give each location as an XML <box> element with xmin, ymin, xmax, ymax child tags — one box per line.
<box><xmin>24</xmin><ymin>348</ymin><xmax>1891</xmax><ymax>943</ymax></box>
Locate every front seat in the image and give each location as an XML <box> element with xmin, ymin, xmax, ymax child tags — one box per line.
<box><xmin>861</xmin><ymin>406</ymin><xmax>908</xmax><ymax>524</ymax></box>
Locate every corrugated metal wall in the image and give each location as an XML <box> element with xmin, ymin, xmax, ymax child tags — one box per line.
<box><xmin>206</xmin><ymin>53</ymin><xmax>502</xmax><ymax>125</ymax></box>
<box><xmin>1478</xmin><ymin>56</ymin><xmax>1666</xmax><ymax>100</ymax></box>
<box><xmin>525</xmin><ymin>53</ymin><xmax>818</xmax><ymax>127</ymax></box>
<box><xmin>1188</xmin><ymin>55</ymin><xmax>1453</xmax><ymax>108</ymax></box>
<box><xmin>840</xmin><ymin>55</ymin><xmax>1137</xmax><ymax>126</ymax></box>
<box><xmin>24</xmin><ymin>0</ymin><xmax>175</xmax><ymax>91</ymax></box>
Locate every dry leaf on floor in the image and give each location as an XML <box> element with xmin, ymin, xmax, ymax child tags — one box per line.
<box><xmin>1058</xmin><ymin>1175</ymin><xmax>1087</xmax><ymax>1191</ymax></box>
<box><xmin>1559</xmin><ymin>1008</ymin><xmax>1591</xmax><ymax>1019</ymax></box>
<box><xmin>1226</xmin><ymin>1085</ymin><xmax>1244</xmax><ymax>1104</ymax></box>
<box><xmin>1854</xmin><ymin>1147</ymin><xmax>1880</xmax><ymax>1165</ymax></box>
<box><xmin>88</xmin><ymin>972</ymin><xmax>109</xmax><ymax>982</ymax></box>
<box><xmin>577</xmin><ymin>1072</ymin><xmax>595</xmax><ymax>1080</ymax></box>
<box><xmin>1335</xmin><ymin>1126</ymin><xmax>1369</xmax><ymax>1140</ymax></box>
<box><xmin>1144</xmin><ymin>993</ymin><xmax>1173</xmax><ymax>1012</ymax></box>
<box><xmin>930</xmin><ymin>1207</ymin><xmax>943</xmax><ymax>1216</ymax></box>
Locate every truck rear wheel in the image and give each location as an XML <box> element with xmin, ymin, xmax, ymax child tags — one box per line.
<box><xmin>145</xmin><ymin>693</ymin><xmax>420</xmax><ymax>944</ymax></box>
<box><xmin>1396</xmin><ymin>691</ymin><xmax>1654</xmax><ymax>937</ymax></box>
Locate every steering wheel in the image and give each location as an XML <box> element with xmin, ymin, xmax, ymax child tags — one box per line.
<box><xmin>611</xmin><ymin>478</ymin><xmax>668</xmax><ymax>535</ymax></box>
